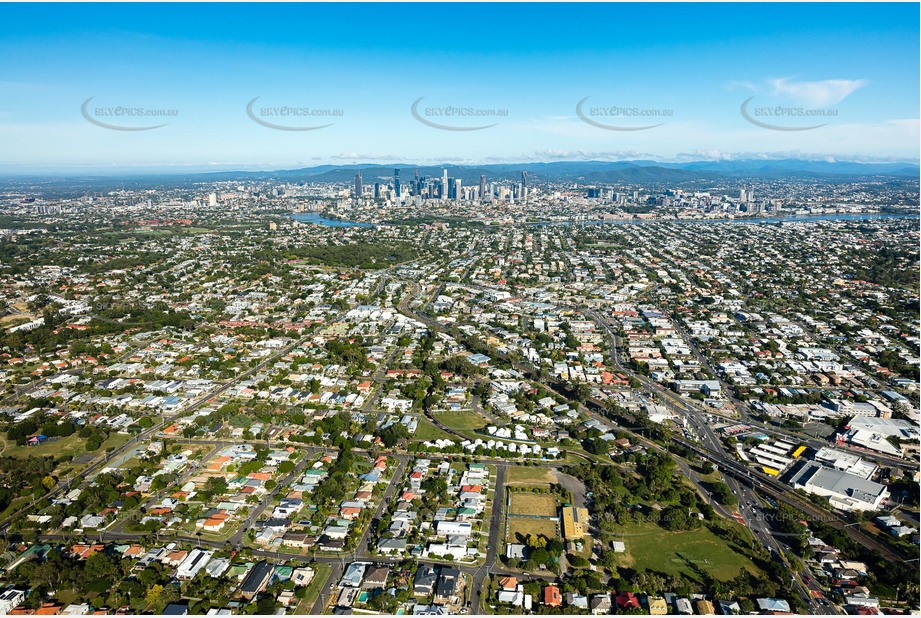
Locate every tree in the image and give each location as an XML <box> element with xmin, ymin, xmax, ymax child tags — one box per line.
<box><xmin>85</xmin><ymin>433</ymin><xmax>103</xmax><ymax>451</ymax></box>
<box><xmin>146</xmin><ymin>584</ymin><xmax>164</xmax><ymax>607</ymax></box>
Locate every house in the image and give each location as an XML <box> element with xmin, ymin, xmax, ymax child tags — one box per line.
<box><xmin>717</xmin><ymin>600</ymin><xmax>741</xmax><ymax>615</ymax></box>
<box><xmin>433</xmin><ymin>567</ymin><xmax>463</xmax><ymax>606</ymax></box>
<box><xmin>239</xmin><ymin>561</ymin><xmax>274</xmax><ymax>600</ymax></box>
<box><xmin>506</xmin><ymin>544</ymin><xmax>527</xmax><ymax>561</ymax></box>
<box><xmin>362</xmin><ymin>565</ymin><xmax>390</xmax><ymax>590</ymax></box>
<box><xmin>162</xmin><ymin>550</ymin><xmax>188</xmax><ymax>567</ymax></box>
<box><xmin>0</xmin><ymin>590</ymin><xmax>26</xmax><ymax>615</ymax></box>
<box><xmin>543</xmin><ymin>585</ymin><xmax>562</xmax><ymax>608</ymax></box>
<box><xmin>695</xmin><ymin>599</ymin><xmax>715</xmax><ymax>615</ymax></box>
<box><xmin>674</xmin><ymin>597</ymin><xmax>693</xmax><ymax>615</ymax></box>
<box><xmin>282</xmin><ymin>532</ymin><xmax>314</xmax><ymax>549</ymax></box>
<box><xmin>435</xmin><ymin>521</ymin><xmax>472</xmax><ymax>537</ymax></box>
<box><xmin>497</xmin><ymin>587</ymin><xmax>526</xmax><ymax>608</ymax></box>
<box><xmin>341</xmin><ymin>562</ymin><xmax>367</xmax><ymax>588</ymax></box>
<box><xmin>615</xmin><ymin>591</ymin><xmax>639</xmax><ymax>611</ymax></box>
<box><xmin>378</xmin><ymin>538</ymin><xmax>407</xmax><ymax>554</ymax></box>
<box><xmin>414</xmin><ymin>565</ymin><xmax>438</xmax><ymax>596</ymax></box>
<box><xmin>756</xmin><ymin>598</ymin><xmax>792</xmax><ymax>614</ymax></box>
<box><xmin>590</xmin><ymin>593</ymin><xmax>612</xmax><ymax>614</ymax></box>
<box><xmin>647</xmin><ymin>596</ymin><xmax>668</xmax><ymax>615</ymax></box>
<box><xmin>33</xmin><ymin>602</ymin><xmax>65</xmax><ymax>615</ymax></box>
<box><xmin>176</xmin><ymin>549</ymin><xmax>213</xmax><ymax>580</ymax></box>
<box><xmin>317</xmin><ymin>537</ymin><xmax>346</xmax><ymax>552</ymax></box>
<box><xmin>205</xmin><ymin>557</ymin><xmax>230</xmax><ymax>579</ymax></box>
<box><xmin>162</xmin><ymin>603</ymin><xmax>189</xmax><ymax>616</ymax></box>
<box><xmin>566</xmin><ymin>593</ymin><xmax>588</xmax><ymax>609</ymax></box>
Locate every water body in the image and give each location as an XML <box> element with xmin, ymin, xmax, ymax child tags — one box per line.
<box><xmin>290</xmin><ymin>212</ymin><xmax>374</xmax><ymax>227</ymax></box>
<box><xmin>532</xmin><ymin>212</ymin><xmax>918</xmax><ymax>227</ymax></box>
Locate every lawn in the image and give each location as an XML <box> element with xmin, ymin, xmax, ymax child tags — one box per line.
<box><xmin>505</xmin><ymin>466</ymin><xmax>555</xmax><ymax>486</ymax></box>
<box><xmin>431</xmin><ymin>410</ymin><xmax>488</xmax><ymax>431</ymax></box>
<box><xmin>612</xmin><ymin>521</ymin><xmax>762</xmax><ymax>582</ymax></box>
<box><xmin>509</xmin><ymin>492</ymin><xmax>558</xmax><ymax>517</ymax></box>
<box><xmin>413</xmin><ymin>417</ymin><xmax>454</xmax><ymax>441</ymax></box>
<box><xmin>507</xmin><ymin>517</ymin><xmax>559</xmax><ymax>543</ymax></box>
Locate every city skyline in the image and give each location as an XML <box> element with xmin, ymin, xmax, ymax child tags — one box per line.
<box><xmin>0</xmin><ymin>3</ymin><xmax>919</xmax><ymax>173</ymax></box>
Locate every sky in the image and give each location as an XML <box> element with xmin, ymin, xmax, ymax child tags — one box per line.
<box><xmin>0</xmin><ymin>2</ymin><xmax>918</xmax><ymax>174</ymax></box>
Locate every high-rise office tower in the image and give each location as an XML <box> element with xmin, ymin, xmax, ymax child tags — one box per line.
<box><xmin>480</xmin><ymin>175</ymin><xmax>487</xmax><ymax>201</ymax></box>
<box><xmin>454</xmin><ymin>178</ymin><xmax>462</xmax><ymax>202</ymax></box>
<box><xmin>373</xmin><ymin>183</ymin><xmax>381</xmax><ymax>199</ymax></box>
<box><xmin>521</xmin><ymin>171</ymin><xmax>528</xmax><ymax>205</ymax></box>
<box><xmin>442</xmin><ymin>169</ymin><xmax>449</xmax><ymax>201</ymax></box>
<box><xmin>394</xmin><ymin>168</ymin><xmax>401</xmax><ymax>199</ymax></box>
<box><xmin>354</xmin><ymin>171</ymin><xmax>363</xmax><ymax>199</ymax></box>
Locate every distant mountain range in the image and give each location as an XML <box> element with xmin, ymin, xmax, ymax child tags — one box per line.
<box><xmin>1</xmin><ymin>159</ymin><xmax>918</xmax><ymax>193</ymax></box>
<box><xmin>193</xmin><ymin>159</ymin><xmax>920</xmax><ymax>184</ymax></box>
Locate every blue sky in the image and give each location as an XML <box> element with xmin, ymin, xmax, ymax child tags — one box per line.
<box><xmin>0</xmin><ymin>3</ymin><xmax>918</xmax><ymax>173</ymax></box>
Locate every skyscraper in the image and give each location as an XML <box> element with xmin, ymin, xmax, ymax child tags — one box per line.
<box><xmin>442</xmin><ymin>168</ymin><xmax>449</xmax><ymax>201</ymax></box>
<box><xmin>521</xmin><ymin>171</ymin><xmax>529</xmax><ymax>206</ymax></box>
<box><xmin>454</xmin><ymin>178</ymin><xmax>461</xmax><ymax>202</ymax></box>
<box><xmin>394</xmin><ymin>168</ymin><xmax>401</xmax><ymax>199</ymax></box>
<box><xmin>479</xmin><ymin>175</ymin><xmax>486</xmax><ymax>201</ymax></box>
<box><xmin>354</xmin><ymin>171</ymin><xmax>363</xmax><ymax>199</ymax></box>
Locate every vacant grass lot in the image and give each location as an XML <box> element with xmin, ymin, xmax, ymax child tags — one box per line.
<box><xmin>505</xmin><ymin>466</ymin><xmax>555</xmax><ymax>486</ymax></box>
<box><xmin>413</xmin><ymin>417</ymin><xmax>453</xmax><ymax>441</ymax></box>
<box><xmin>507</xmin><ymin>516</ymin><xmax>559</xmax><ymax>543</ymax></box>
<box><xmin>509</xmin><ymin>492</ymin><xmax>558</xmax><ymax>517</ymax></box>
<box><xmin>431</xmin><ymin>410</ymin><xmax>488</xmax><ymax>431</ymax></box>
<box><xmin>613</xmin><ymin>521</ymin><xmax>761</xmax><ymax>582</ymax></box>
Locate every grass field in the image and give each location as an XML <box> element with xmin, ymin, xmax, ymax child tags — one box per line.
<box><xmin>613</xmin><ymin>521</ymin><xmax>761</xmax><ymax>582</ymax></box>
<box><xmin>413</xmin><ymin>417</ymin><xmax>454</xmax><ymax>441</ymax></box>
<box><xmin>509</xmin><ymin>492</ymin><xmax>558</xmax><ymax>517</ymax></box>
<box><xmin>431</xmin><ymin>410</ymin><xmax>488</xmax><ymax>431</ymax></box>
<box><xmin>505</xmin><ymin>466</ymin><xmax>555</xmax><ymax>486</ymax></box>
<box><xmin>2</xmin><ymin>432</ymin><xmax>131</xmax><ymax>460</ymax></box>
<box><xmin>508</xmin><ymin>517</ymin><xmax>559</xmax><ymax>542</ymax></box>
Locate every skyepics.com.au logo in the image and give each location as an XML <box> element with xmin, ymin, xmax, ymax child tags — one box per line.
<box><xmin>411</xmin><ymin>97</ymin><xmax>508</xmax><ymax>131</ymax></box>
<box><xmin>740</xmin><ymin>97</ymin><xmax>837</xmax><ymax>131</ymax></box>
<box><xmin>81</xmin><ymin>97</ymin><xmax>178</xmax><ymax>131</ymax></box>
<box><xmin>576</xmin><ymin>97</ymin><xmax>672</xmax><ymax>131</ymax></box>
<box><xmin>246</xmin><ymin>97</ymin><xmax>343</xmax><ymax>131</ymax></box>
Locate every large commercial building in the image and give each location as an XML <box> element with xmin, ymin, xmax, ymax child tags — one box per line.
<box><xmin>788</xmin><ymin>461</ymin><xmax>889</xmax><ymax>512</ymax></box>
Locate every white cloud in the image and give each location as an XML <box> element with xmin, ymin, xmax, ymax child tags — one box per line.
<box><xmin>767</xmin><ymin>78</ymin><xmax>868</xmax><ymax>107</ymax></box>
